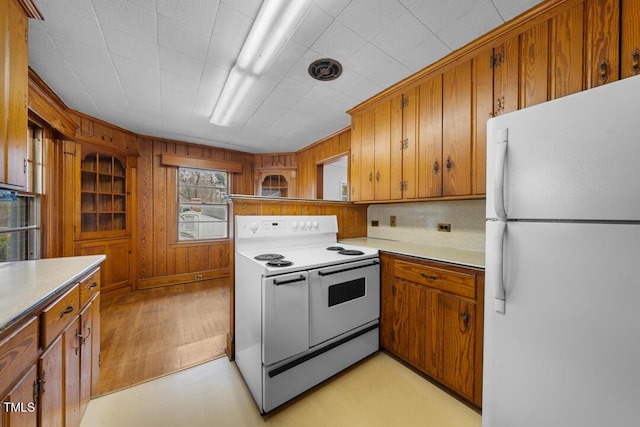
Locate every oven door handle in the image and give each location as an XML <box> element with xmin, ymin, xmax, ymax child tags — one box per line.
<box><xmin>317</xmin><ymin>260</ymin><xmax>379</xmax><ymax>277</ymax></box>
<box><xmin>273</xmin><ymin>275</ymin><xmax>306</xmax><ymax>286</ymax></box>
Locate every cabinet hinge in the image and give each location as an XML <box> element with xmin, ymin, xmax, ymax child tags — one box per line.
<box><xmin>390</xmin><ymin>329</ymin><xmax>396</xmax><ymax>342</ymax></box>
<box><xmin>401</xmin><ymin>96</ymin><xmax>409</xmax><ymax>108</ymax></box>
<box><xmin>490</xmin><ymin>52</ymin><xmax>505</xmax><ymax>68</ymax></box>
<box><xmin>400</xmin><ymin>181</ymin><xmax>408</xmax><ymax>191</ymax></box>
<box><xmin>400</xmin><ymin>139</ymin><xmax>409</xmax><ymax>150</ymax></box>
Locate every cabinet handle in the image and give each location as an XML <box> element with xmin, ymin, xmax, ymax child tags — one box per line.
<box><xmin>433</xmin><ymin>160</ymin><xmax>439</xmax><ymax>173</ymax></box>
<box><xmin>77</xmin><ymin>324</ymin><xmax>92</xmax><ymax>345</ymax></box>
<box><xmin>89</xmin><ymin>282</ymin><xmax>98</xmax><ymax>290</ymax></box>
<box><xmin>632</xmin><ymin>49</ymin><xmax>640</xmax><ymax>75</ymax></box>
<box><xmin>375</xmin><ymin>171</ymin><xmax>380</xmax><ymax>182</ymax></box>
<box><xmin>59</xmin><ymin>305</ymin><xmax>74</xmax><ymax>318</ymax></box>
<box><xmin>445</xmin><ymin>156</ymin><xmax>452</xmax><ymax>170</ymax></box>
<box><xmin>420</xmin><ymin>273</ymin><xmax>438</xmax><ymax>281</ymax></box>
<box><xmin>369</xmin><ymin>172</ymin><xmax>373</xmax><ymax>182</ymax></box>
<box><xmin>599</xmin><ymin>59</ymin><xmax>609</xmax><ymax>84</ymax></box>
<box><xmin>462</xmin><ymin>311</ymin><xmax>470</xmax><ymax>330</ymax></box>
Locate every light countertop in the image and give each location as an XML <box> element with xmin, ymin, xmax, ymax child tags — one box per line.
<box><xmin>0</xmin><ymin>255</ymin><xmax>106</xmax><ymax>333</ymax></box>
<box><xmin>339</xmin><ymin>237</ymin><xmax>485</xmax><ymax>269</ymax></box>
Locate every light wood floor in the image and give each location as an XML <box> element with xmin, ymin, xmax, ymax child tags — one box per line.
<box><xmin>95</xmin><ymin>279</ymin><xmax>229</xmax><ymax>395</ymax></box>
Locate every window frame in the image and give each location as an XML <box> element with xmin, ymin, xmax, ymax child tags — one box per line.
<box><xmin>176</xmin><ymin>167</ymin><xmax>230</xmax><ymax>242</ymax></box>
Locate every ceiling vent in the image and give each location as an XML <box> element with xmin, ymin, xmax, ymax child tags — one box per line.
<box><xmin>308</xmin><ymin>58</ymin><xmax>343</xmax><ymax>81</ymax></box>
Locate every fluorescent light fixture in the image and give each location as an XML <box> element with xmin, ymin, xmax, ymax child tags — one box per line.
<box><xmin>210</xmin><ymin>0</ymin><xmax>313</xmax><ymax>126</ymax></box>
<box><xmin>210</xmin><ymin>67</ymin><xmax>257</xmax><ymax>126</ymax></box>
<box><xmin>237</xmin><ymin>0</ymin><xmax>314</xmax><ymax>75</ymax></box>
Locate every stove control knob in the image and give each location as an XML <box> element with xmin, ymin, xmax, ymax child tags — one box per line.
<box><xmin>249</xmin><ymin>222</ymin><xmax>258</xmax><ymax>233</ymax></box>
<box><xmin>312</xmin><ymin>221</ymin><xmax>319</xmax><ymax>230</ymax></box>
<box><xmin>291</xmin><ymin>221</ymin><xmax>298</xmax><ymax>230</ymax></box>
<box><xmin>305</xmin><ymin>221</ymin><xmax>312</xmax><ymax>230</ymax></box>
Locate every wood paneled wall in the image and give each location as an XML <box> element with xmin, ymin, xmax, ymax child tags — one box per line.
<box><xmin>296</xmin><ymin>127</ymin><xmax>351</xmax><ymax>199</ymax></box>
<box><xmin>135</xmin><ymin>137</ymin><xmax>255</xmax><ymax>289</ymax></box>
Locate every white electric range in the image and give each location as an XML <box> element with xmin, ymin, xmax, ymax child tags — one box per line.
<box><xmin>234</xmin><ymin>215</ymin><xmax>380</xmax><ymax>413</ymax></box>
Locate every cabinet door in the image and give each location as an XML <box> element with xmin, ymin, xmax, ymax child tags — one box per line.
<box><xmin>387</xmin><ymin>279</ymin><xmax>409</xmax><ymax>360</ymax></box>
<box><xmin>401</xmin><ymin>89</ymin><xmax>417</xmax><ymax>199</ymax></box>
<box><xmin>473</xmin><ymin>49</ymin><xmax>493</xmax><ymax>195</ymax></box>
<box><xmin>76</xmin><ymin>239</ymin><xmax>131</xmax><ymax>293</ymax></box>
<box><xmin>520</xmin><ymin>20</ymin><xmax>549</xmax><ymax>108</ymax></box>
<box><xmin>0</xmin><ymin>0</ymin><xmax>7</xmax><ymax>186</ymax></box>
<box><xmin>549</xmin><ymin>2</ymin><xmax>585</xmax><ymax>99</ymax></box>
<box><xmin>64</xmin><ymin>318</ymin><xmax>81</xmax><ymax>427</ymax></box>
<box><xmin>373</xmin><ymin>100</ymin><xmax>393</xmax><ymax>201</ymax></box>
<box><xmin>79</xmin><ymin>296</ymin><xmax>99</xmax><ymax>418</ymax></box>
<box><xmin>2</xmin><ymin>365</ymin><xmax>38</xmax><ymax>427</ymax></box>
<box><xmin>621</xmin><ymin>0</ymin><xmax>640</xmax><ymax>78</ymax></box>
<box><xmin>39</xmin><ymin>336</ymin><xmax>63</xmax><ymax>427</ymax></box>
<box><xmin>389</xmin><ymin>95</ymin><xmax>403</xmax><ymax>200</ymax></box>
<box><xmin>350</xmin><ymin>115</ymin><xmax>362</xmax><ymax>202</ymax></box>
<box><xmin>5</xmin><ymin>0</ymin><xmax>29</xmax><ymax>188</ymax></box>
<box><xmin>442</xmin><ymin>61</ymin><xmax>472</xmax><ymax>197</ymax></box>
<box><xmin>417</xmin><ymin>75</ymin><xmax>443</xmax><ymax>198</ymax></box>
<box><xmin>494</xmin><ymin>36</ymin><xmax>519</xmax><ymax>116</ymax></box>
<box><xmin>410</xmin><ymin>284</ymin><xmax>441</xmax><ymax>379</ymax></box>
<box><xmin>584</xmin><ymin>0</ymin><xmax>620</xmax><ymax>88</ymax></box>
<box><xmin>359</xmin><ymin>109</ymin><xmax>375</xmax><ymax>201</ymax></box>
<box><xmin>442</xmin><ymin>295</ymin><xmax>476</xmax><ymax>401</ymax></box>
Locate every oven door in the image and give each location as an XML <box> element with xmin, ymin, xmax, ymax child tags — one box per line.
<box><xmin>262</xmin><ymin>272</ymin><xmax>310</xmax><ymax>365</ymax></box>
<box><xmin>308</xmin><ymin>258</ymin><xmax>380</xmax><ymax>347</ymax></box>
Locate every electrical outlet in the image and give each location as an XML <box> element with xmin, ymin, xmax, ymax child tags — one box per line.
<box><xmin>437</xmin><ymin>223</ymin><xmax>451</xmax><ymax>232</ymax></box>
<box><xmin>195</xmin><ymin>274</ymin><xmax>203</xmax><ymax>280</ymax></box>
<box><xmin>390</xmin><ymin>216</ymin><xmax>396</xmax><ymax>227</ymax></box>
<box><xmin>371</xmin><ymin>220</ymin><xmax>379</xmax><ymax>227</ymax></box>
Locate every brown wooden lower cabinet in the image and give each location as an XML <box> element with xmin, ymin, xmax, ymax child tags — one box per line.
<box><xmin>380</xmin><ymin>252</ymin><xmax>484</xmax><ymax>407</ymax></box>
<box><xmin>1</xmin><ymin>267</ymin><xmax>101</xmax><ymax>427</ymax></box>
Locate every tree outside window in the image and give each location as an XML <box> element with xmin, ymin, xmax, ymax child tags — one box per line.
<box><xmin>178</xmin><ymin>167</ymin><xmax>228</xmax><ymax>240</ymax></box>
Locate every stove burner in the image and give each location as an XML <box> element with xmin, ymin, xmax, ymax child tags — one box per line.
<box><xmin>254</xmin><ymin>253</ymin><xmax>285</xmax><ymax>261</ymax></box>
<box><xmin>338</xmin><ymin>249</ymin><xmax>365</xmax><ymax>256</ymax></box>
<box><xmin>326</xmin><ymin>246</ymin><xmax>344</xmax><ymax>251</ymax></box>
<box><xmin>266</xmin><ymin>259</ymin><xmax>293</xmax><ymax>267</ymax></box>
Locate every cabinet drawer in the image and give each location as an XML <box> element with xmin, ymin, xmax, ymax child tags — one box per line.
<box><xmin>79</xmin><ymin>269</ymin><xmax>100</xmax><ymax>308</ymax></box>
<box><xmin>41</xmin><ymin>284</ymin><xmax>80</xmax><ymax>348</ymax></box>
<box><xmin>0</xmin><ymin>316</ymin><xmax>38</xmax><ymax>395</ymax></box>
<box><xmin>394</xmin><ymin>260</ymin><xmax>476</xmax><ymax>299</ymax></box>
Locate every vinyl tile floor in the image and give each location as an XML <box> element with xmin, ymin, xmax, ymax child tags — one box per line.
<box><xmin>81</xmin><ymin>352</ymin><xmax>481</xmax><ymax>427</ymax></box>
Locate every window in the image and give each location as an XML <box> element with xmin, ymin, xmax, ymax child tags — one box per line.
<box><xmin>178</xmin><ymin>167</ymin><xmax>228</xmax><ymax>240</ymax></box>
<box><xmin>0</xmin><ymin>190</ymin><xmax>40</xmax><ymax>261</ymax></box>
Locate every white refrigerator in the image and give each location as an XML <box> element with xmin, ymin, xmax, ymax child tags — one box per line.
<box><xmin>484</xmin><ymin>75</ymin><xmax>640</xmax><ymax>427</ymax></box>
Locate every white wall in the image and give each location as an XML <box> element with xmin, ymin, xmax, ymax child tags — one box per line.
<box><xmin>367</xmin><ymin>200</ymin><xmax>485</xmax><ymax>252</ymax></box>
<box><xmin>323</xmin><ymin>156</ymin><xmax>348</xmax><ymax>201</ymax></box>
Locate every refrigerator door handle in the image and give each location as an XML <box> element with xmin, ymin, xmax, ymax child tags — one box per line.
<box><xmin>493</xmin><ymin>129</ymin><xmax>508</xmax><ymax>219</ymax></box>
<box><xmin>488</xmin><ymin>220</ymin><xmax>507</xmax><ymax>314</ymax></box>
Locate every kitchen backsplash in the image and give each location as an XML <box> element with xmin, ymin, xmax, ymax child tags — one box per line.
<box><xmin>367</xmin><ymin>200</ymin><xmax>486</xmax><ymax>252</ymax></box>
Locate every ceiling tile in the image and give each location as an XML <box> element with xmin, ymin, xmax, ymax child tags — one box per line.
<box><xmin>291</xmin><ymin>5</ymin><xmax>334</xmax><ymax>48</ymax></box>
<box><xmin>210</xmin><ymin>2</ymin><xmax>253</xmax><ymax>51</ymax></box>
<box><xmin>336</xmin><ymin>0</ymin><xmax>405</xmax><ymax>40</ymax></box>
<box><xmin>158</xmin><ymin>47</ymin><xmax>205</xmax><ymax>80</ymax></box>
<box><xmin>372</xmin><ymin>11</ymin><xmax>450</xmax><ymax>72</ymax></box>
<box><xmin>156</xmin><ymin>0</ymin><xmax>220</xmax><ymax>34</ymax></box>
<box><xmin>407</xmin><ymin>0</ymin><xmax>480</xmax><ymax>35</ymax></box>
<box><xmin>436</xmin><ymin>0</ymin><xmax>503</xmax><ymax>50</ymax></box>
<box><xmin>156</xmin><ymin>14</ymin><xmax>210</xmax><ymax>61</ymax></box>
<box><xmin>91</xmin><ymin>0</ymin><xmax>157</xmax><ymax>43</ymax></box>
<box><xmin>102</xmin><ymin>28</ymin><xmax>159</xmax><ymax>67</ymax></box>
<box><xmin>315</xmin><ymin>0</ymin><xmax>352</xmax><ymax>18</ymax></box>
<box><xmin>491</xmin><ymin>0</ymin><xmax>545</xmax><ymax>21</ymax></box>
<box><xmin>311</xmin><ymin>20</ymin><xmax>367</xmax><ymax>61</ymax></box>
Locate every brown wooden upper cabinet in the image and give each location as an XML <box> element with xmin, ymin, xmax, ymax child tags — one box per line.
<box><xmin>348</xmin><ymin>0</ymin><xmax>640</xmax><ymax>204</ymax></box>
<box><xmin>0</xmin><ymin>0</ymin><xmax>31</xmax><ymax>190</ymax></box>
